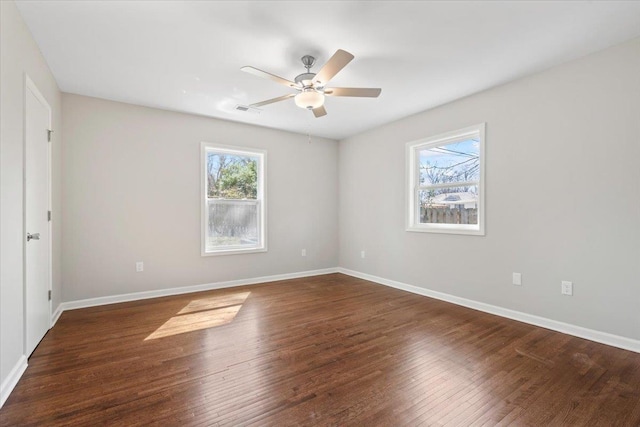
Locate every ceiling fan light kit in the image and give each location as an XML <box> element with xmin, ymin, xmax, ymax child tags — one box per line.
<box><xmin>295</xmin><ymin>89</ymin><xmax>325</xmax><ymax>109</ymax></box>
<box><xmin>241</xmin><ymin>49</ymin><xmax>381</xmax><ymax>118</ymax></box>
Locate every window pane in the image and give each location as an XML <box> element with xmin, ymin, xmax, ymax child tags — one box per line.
<box><xmin>207</xmin><ymin>152</ymin><xmax>258</xmax><ymax>199</ymax></box>
<box><xmin>419</xmin><ymin>186</ymin><xmax>478</xmax><ymax>225</ymax></box>
<box><xmin>207</xmin><ymin>201</ymin><xmax>258</xmax><ymax>248</ymax></box>
<box><xmin>418</xmin><ymin>138</ymin><xmax>480</xmax><ymax>185</ymax></box>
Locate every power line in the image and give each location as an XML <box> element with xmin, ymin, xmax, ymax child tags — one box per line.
<box><xmin>430</xmin><ymin>147</ymin><xmax>476</xmax><ymax>158</ymax></box>
<box><xmin>420</xmin><ymin>156</ymin><xmax>478</xmax><ymax>170</ymax></box>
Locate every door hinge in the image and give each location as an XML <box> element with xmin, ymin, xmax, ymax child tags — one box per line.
<box><xmin>47</xmin><ymin>129</ymin><xmax>53</xmax><ymax>142</ymax></box>
<box><xmin>48</xmin><ymin>290</ymin><xmax>52</xmax><ymax>301</ymax></box>
<box><xmin>48</xmin><ymin>210</ymin><xmax>52</xmax><ymax>221</ymax></box>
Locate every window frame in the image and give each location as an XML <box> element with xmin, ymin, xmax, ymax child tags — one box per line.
<box><xmin>200</xmin><ymin>142</ymin><xmax>267</xmax><ymax>256</ymax></box>
<box><xmin>405</xmin><ymin>123</ymin><xmax>485</xmax><ymax>236</ymax></box>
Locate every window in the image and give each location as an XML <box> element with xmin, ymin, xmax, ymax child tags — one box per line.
<box><xmin>201</xmin><ymin>143</ymin><xmax>266</xmax><ymax>255</ymax></box>
<box><xmin>406</xmin><ymin>123</ymin><xmax>485</xmax><ymax>235</ymax></box>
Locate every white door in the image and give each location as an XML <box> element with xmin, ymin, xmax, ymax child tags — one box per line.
<box><xmin>25</xmin><ymin>77</ymin><xmax>52</xmax><ymax>357</ymax></box>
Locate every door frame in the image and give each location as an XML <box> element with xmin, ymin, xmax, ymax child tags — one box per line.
<box><xmin>23</xmin><ymin>74</ymin><xmax>53</xmax><ymax>355</ymax></box>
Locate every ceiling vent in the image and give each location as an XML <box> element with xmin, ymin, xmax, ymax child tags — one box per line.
<box><xmin>235</xmin><ymin>105</ymin><xmax>261</xmax><ymax>114</ymax></box>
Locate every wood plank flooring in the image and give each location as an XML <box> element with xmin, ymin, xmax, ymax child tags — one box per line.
<box><xmin>1</xmin><ymin>273</ymin><xmax>639</xmax><ymax>426</ymax></box>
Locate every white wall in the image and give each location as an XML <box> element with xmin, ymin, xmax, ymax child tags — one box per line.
<box><xmin>62</xmin><ymin>94</ymin><xmax>338</xmax><ymax>301</ymax></box>
<box><xmin>339</xmin><ymin>38</ymin><xmax>640</xmax><ymax>341</ymax></box>
<box><xmin>0</xmin><ymin>0</ymin><xmax>62</xmax><ymax>396</ymax></box>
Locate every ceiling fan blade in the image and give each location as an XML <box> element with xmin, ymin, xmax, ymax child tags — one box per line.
<box><xmin>325</xmin><ymin>87</ymin><xmax>382</xmax><ymax>98</ymax></box>
<box><xmin>313</xmin><ymin>49</ymin><xmax>354</xmax><ymax>86</ymax></box>
<box><xmin>241</xmin><ymin>66</ymin><xmax>298</xmax><ymax>89</ymax></box>
<box><xmin>249</xmin><ymin>93</ymin><xmax>295</xmax><ymax>108</ymax></box>
<box><xmin>312</xmin><ymin>105</ymin><xmax>327</xmax><ymax>118</ymax></box>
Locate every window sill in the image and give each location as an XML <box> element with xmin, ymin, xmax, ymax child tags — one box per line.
<box><xmin>202</xmin><ymin>247</ymin><xmax>267</xmax><ymax>257</ymax></box>
<box><xmin>406</xmin><ymin>224</ymin><xmax>485</xmax><ymax>236</ymax></box>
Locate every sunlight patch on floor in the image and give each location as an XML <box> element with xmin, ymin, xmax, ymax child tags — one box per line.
<box><xmin>177</xmin><ymin>292</ymin><xmax>250</xmax><ymax>315</ymax></box>
<box><xmin>145</xmin><ymin>292</ymin><xmax>250</xmax><ymax>340</ymax></box>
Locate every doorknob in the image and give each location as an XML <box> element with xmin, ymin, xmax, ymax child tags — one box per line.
<box><xmin>27</xmin><ymin>232</ymin><xmax>40</xmax><ymax>241</ymax></box>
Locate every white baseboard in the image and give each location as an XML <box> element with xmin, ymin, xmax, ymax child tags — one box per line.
<box><xmin>0</xmin><ymin>355</ymin><xmax>27</xmax><ymax>408</ymax></box>
<box><xmin>60</xmin><ymin>267</ymin><xmax>339</xmax><ymax>312</ymax></box>
<box><xmin>338</xmin><ymin>267</ymin><xmax>640</xmax><ymax>354</ymax></box>
<box><xmin>51</xmin><ymin>304</ymin><xmax>63</xmax><ymax>327</ymax></box>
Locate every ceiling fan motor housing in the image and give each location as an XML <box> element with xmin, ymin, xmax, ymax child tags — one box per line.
<box><xmin>294</xmin><ymin>72</ymin><xmax>316</xmax><ymax>87</ymax></box>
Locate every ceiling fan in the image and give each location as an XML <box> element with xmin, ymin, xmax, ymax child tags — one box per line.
<box><xmin>241</xmin><ymin>49</ymin><xmax>381</xmax><ymax>118</ymax></box>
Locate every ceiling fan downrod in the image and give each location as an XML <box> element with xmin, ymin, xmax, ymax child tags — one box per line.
<box><xmin>295</xmin><ymin>55</ymin><xmax>317</xmax><ymax>87</ymax></box>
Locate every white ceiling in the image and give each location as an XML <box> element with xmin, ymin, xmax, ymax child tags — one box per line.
<box><xmin>16</xmin><ymin>1</ymin><xmax>640</xmax><ymax>140</ymax></box>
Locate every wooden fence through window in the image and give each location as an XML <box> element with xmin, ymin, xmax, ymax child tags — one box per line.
<box><xmin>421</xmin><ymin>206</ymin><xmax>478</xmax><ymax>225</ymax></box>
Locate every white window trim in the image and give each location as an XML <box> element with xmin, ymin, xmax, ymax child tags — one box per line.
<box><xmin>200</xmin><ymin>142</ymin><xmax>267</xmax><ymax>256</ymax></box>
<box><xmin>405</xmin><ymin>123</ymin><xmax>486</xmax><ymax>236</ymax></box>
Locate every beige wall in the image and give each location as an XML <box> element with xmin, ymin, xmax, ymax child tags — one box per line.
<box><xmin>0</xmin><ymin>0</ymin><xmax>62</xmax><ymax>390</ymax></box>
<box><xmin>339</xmin><ymin>38</ymin><xmax>640</xmax><ymax>340</ymax></box>
<box><xmin>62</xmin><ymin>94</ymin><xmax>338</xmax><ymax>301</ymax></box>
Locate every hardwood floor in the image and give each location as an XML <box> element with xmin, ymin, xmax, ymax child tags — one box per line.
<box><xmin>1</xmin><ymin>273</ymin><xmax>639</xmax><ymax>426</ymax></box>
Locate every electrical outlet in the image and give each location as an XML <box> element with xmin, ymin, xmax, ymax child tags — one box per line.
<box><xmin>561</xmin><ymin>281</ymin><xmax>573</xmax><ymax>296</ymax></box>
<box><xmin>136</xmin><ymin>261</ymin><xmax>144</xmax><ymax>272</ymax></box>
<box><xmin>301</xmin><ymin>249</ymin><xmax>306</xmax><ymax>257</ymax></box>
<box><xmin>360</xmin><ymin>250</ymin><xmax>366</xmax><ymax>259</ymax></box>
<box><xmin>512</xmin><ymin>272</ymin><xmax>522</xmax><ymax>286</ymax></box>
